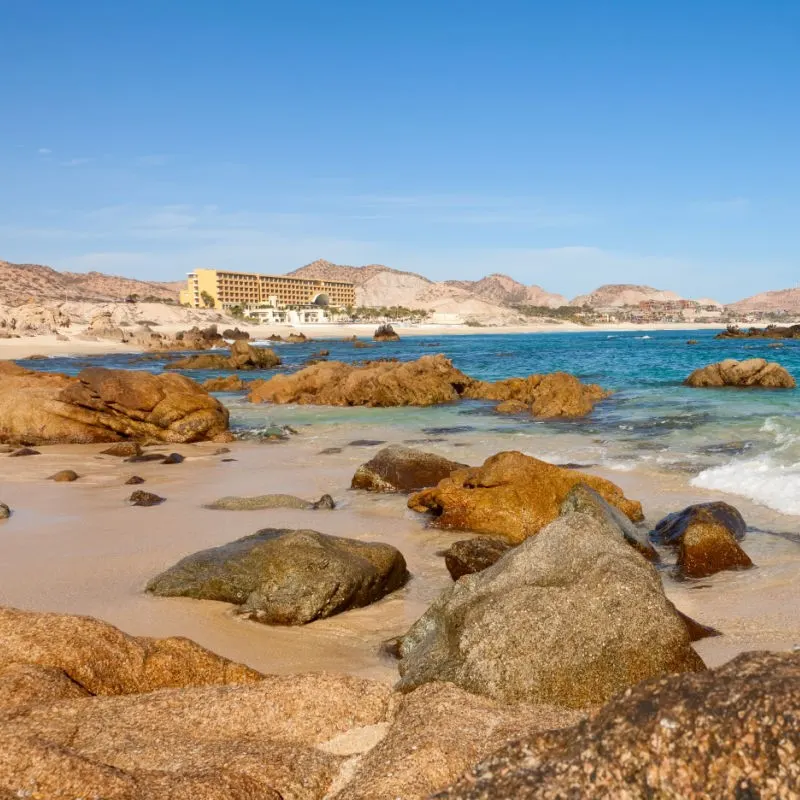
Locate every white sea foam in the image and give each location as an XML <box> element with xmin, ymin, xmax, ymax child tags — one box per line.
<box><xmin>691</xmin><ymin>415</ymin><xmax>800</xmax><ymax>515</ymax></box>
<box><xmin>692</xmin><ymin>456</ymin><xmax>800</xmax><ymax>515</ymax></box>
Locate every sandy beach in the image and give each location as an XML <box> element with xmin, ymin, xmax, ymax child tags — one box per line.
<box><xmin>0</xmin><ymin>319</ymin><xmax>729</xmax><ymax>362</ymax></box>
<box><xmin>1</xmin><ymin>430</ymin><xmax>797</xmax><ymax>682</ymax></box>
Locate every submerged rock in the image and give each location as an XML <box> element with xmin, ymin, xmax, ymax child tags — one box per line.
<box><xmin>203</xmin><ymin>374</ymin><xmax>246</xmax><ymax>392</ymax></box>
<box><xmin>124</xmin><ymin>475</ymin><xmax>145</xmax><ymax>485</ymax></box>
<box><xmin>408</xmin><ymin>451</ymin><xmax>643</xmax><ymax>544</ymax></box>
<box><xmin>146</xmin><ymin>528</ymin><xmax>409</xmax><ymax>625</ymax></box>
<box><xmin>9</xmin><ymin>447</ymin><xmax>40</xmax><ymax>457</ymax></box>
<box><xmin>435</xmin><ymin>651</ymin><xmax>800</xmax><ymax>799</ymax></box>
<box><xmin>129</xmin><ymin>490</ymin><xmax>165</xmax><ymax>507</ymax></box>
<box><xmin>48</xmin><ymin>470</ymin><xmax>79</xmax><ymax>482</ymax></box>
<box><xmin>0</xmin><ymin>504</ymin><xmax>9</xmax><ymax>520</ymax></box>
<box><xmin>352</xmin><ymin>445</ymin><xmax>468</xmax><ymax>493</ymax></box>
<box><xmin>162</xmin><ymin>452</ymin><xmax>185</xmax><ymax>464</ymax></box>
<box><xmin>442</xmin><ymin>537</ymin><xmax>512</xmax><ymax>580</ymax></box>
<box><xmin>169</xmin><ymin>340</ymin><xmax>281</xmax><ymax>371</ymax></box>
<box><xmin>397</xmin><ymin>511</ymin><xmax>705</xmax><ymax>707</ymax></box>
<box><xmin>685</xmin><ymin>358</ymin><xmax>795</xmax><ymax>388</ymax></box>
<box><xmin>652</xmin><ymin>502</ymin><xmax>752</xmax><ymax>578</ymax></box>
<box><xmin>204</xmin><ymin>493</ymin><xmax>335</xmax><ymax>511</ymax></box>
<box><xmin>125</xmin><ymin>453</ymin><xmax>168</xmax><ymax>463</ymax></box>
<box><xmin>0</xmin><ymin>364</ymin><xmax>230</xmax><ymax>445</ymax></box>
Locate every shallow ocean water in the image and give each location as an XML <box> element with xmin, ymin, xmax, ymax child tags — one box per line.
<box><xmin>20</xmin><ymin>328</ymin><xmax>800</xmax><ymax>515</ymax></box>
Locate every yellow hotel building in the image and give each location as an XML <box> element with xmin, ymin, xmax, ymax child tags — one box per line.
<box><xmin>179</xmin><ymin>268</ymin><xmax>355</xmax><ymax>310</ymax></box>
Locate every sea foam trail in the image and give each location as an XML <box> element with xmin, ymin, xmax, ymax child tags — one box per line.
<box><xmin>692</xmin><ymin>416</ymin><xmax>800</xmax><ymax>515</ymax></box>
<box><xmin>692</xmin><ymin>457</ymin><xmax>800</xmax><ymax>516</ymax></box>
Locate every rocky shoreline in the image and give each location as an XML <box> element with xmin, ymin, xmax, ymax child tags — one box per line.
<box><xmin>0</xmin><ymin>344</ymin><xmax>798</xmax><ymax>798</ymax></box>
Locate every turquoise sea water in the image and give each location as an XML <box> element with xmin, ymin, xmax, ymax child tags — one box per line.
<box><xmin>19</xmin><ymin>329</ymin><xmax>800</xmax><ymax>515</ymax></box>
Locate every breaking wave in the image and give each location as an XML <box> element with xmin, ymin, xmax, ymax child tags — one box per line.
<box><xmin>691</xmin><ymin>417</ymin><xmax>800</xmax><ymax>515</ymax></box>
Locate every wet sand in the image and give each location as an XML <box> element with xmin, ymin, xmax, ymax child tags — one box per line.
<box><xmin>0</xmin><ymin>431</ymin><xmax>798</xmax><ymax>682</ymax></box>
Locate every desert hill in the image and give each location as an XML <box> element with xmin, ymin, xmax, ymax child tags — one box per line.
<box><xmin>445</xmin><ymin>273</ymin><xmax>566</xmax><ymax>308</ymax></box>
<box><xmin>0</xmin><ymin>261</ymin><xmax>180</xmax><ymax>306</ymax></box>
<box><xmin>570</xmin><ymin>284</ymin><xmax>683</xmax><ymax>308</ymax></box>
<box><xmin>726</xmin><ymin>287</ymin><xmax>800</xmax><ymax>313</ymax></box>
<box><xmin>289</xmin><ymin>261</ymin><xmax>564</xmax><ymax>319</ymax></box>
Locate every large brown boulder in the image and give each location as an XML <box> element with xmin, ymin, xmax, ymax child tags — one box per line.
<box><xmin>352</xmin><ymin>445</ymin><xmax>468</xmax><ymax>493</ymax></box>
<box><xmin>0</xmin><ymin>364</ymin><xmax>230</xmax><ymax>445</ymax></box>
<box><xmin>0</xmin><ymin>666</ymin><xmax>390</xmax><ymax>800</ymax></box>
<box><xmin>249</xmin><ymin>354</ymin><xmax>473</xmax><ymax>407</ymax></box>
<box><xmin>396</xmin><ymin>510</ymin><xmax>705</xmax><ymax>707</ymax></box>
<box><xmin>408</xmin><ymin>451</ymin><xmax>643</xmax><ymax>544</ymax></box>
<box><xmin>685</xmin><ymin>358</ymin><xmax>795</xmax><ymax>388</ymax></box>
<box><xmin>652</xmin><ymin>502</ymin><xmax>753</xmax><ymax>578</ymax></box>
<box><xmin>435</xmin><ymin>651</ymin><xmax>800</xmax><ymax>799</ymax></box>
<box><xmin>147</xmin><ymin>528</ymin><xmax>409</xmax><ymax>625</ymax></box>
<box><xmin>466</xmin><ymin>372</ymin><xmax>610</xmax><ymax>418</ymax></box>
<box><xmin>169</xmin><ymin>341</ymin><xmax>281</xmax><ymax>371</ymax></box>
<box><xmin>0</xmin><ymin>606</ymin><xmax>260</xmax><ymax>704</ymax></box>
<box><xmin>329</xmin><ymin>682</ymin><xmax>584</xmax><ymax>800</ymax></box>
<box><xmin>247</xmin><ymin>355</ymin><xmax>609</xmax><ymax>419</ymax></box>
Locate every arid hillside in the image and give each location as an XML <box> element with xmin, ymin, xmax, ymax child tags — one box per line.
<box><xmin>569</xmin><ymin>284</ymin><xmax>683</xmax><ymax>308</ymax></box>
<box><xmin>446</xmin><ymin>273</ymin><xmax>566</xmax><ymax>308</ymax></box>
<box><xmin>289</xmin><ymin>260</ymin><xmax>564</xmax><ymax>316</ymax></box>
<box><xmin>726</xmin><ymin>287</ymin><xmax>800</xmax><ymax>313</ymax></box>
<box><xmin>0</xmin><ymin>261</ymin><xmax>180</xmax><ymax>305</ymax></box>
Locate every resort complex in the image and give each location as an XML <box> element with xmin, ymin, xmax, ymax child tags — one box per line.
<box><xmin>179</xmin><ymin>268</ymin><xmax>356</xmax><ymax>322</ymax></box>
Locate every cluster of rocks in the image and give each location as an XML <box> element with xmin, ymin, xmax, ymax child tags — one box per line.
<box><xmin>81</xmin><ymin>314</ymin><xmax>255</xmax><ymax>353</ymax></box>
<box><xmin>1</xmin><ymin>482</ymin><xmax>791</xmax><ymax>798</ymax></box>
<box><xmin>268</xmin><ymin>332</ymin><xmax>309</xmax><ymax>343</ymax></box>
<box><xmin>373</xmin><ymin>323</ymin><xmax>401</xmax><ymax>341</ymax></box>
<box><xmin>408</xmin><ymin>450</ymin><xmax>644</xmax><ymax>544</ymax></box>
<box><xmin>686</xmin><ymin>358</ymin><xmax>795</xmax><ymax>388</ymax></box>
<box><xmin>0</xmin><ymin>362</ymin><xmax>230</xmax><ymax>445</ymax></box>
<box><xmin>716</xmin><ymin>323</ymin><xmax>800</xmax><ymax>340</ymax></box>
<box><xmin>168</xmin><ymin>339</ymin><xmax>281</xmax><ymax>371</ymax></box>
<box><xmin>248</xmin><ymin>354</ymin><xmax>611</xmax><ymax>418</ymax></box>
<box><xmin>0</xmin><ymin>303</ymin><xmax>71</xmax><ymax>337</ymax></box>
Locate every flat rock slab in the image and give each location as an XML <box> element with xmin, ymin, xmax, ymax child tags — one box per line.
<box><xmin>147</xmin><ymin>528</ymin><xmax>408</xmax><ymax>625</ymax></box>
<box><xmin>204</xmin><ymin>494</ymin><xmax>335</xmax><ymax>511</ymax></box>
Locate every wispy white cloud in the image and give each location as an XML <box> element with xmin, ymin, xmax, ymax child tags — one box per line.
<box><xmin>61</xmin><ymin>157</ymin><xmax>93</xmax><ymax>167</ymax></box>
<box><xmin>37</xmin><ymin>148</ymin><xmax>52</xmax><ymax>155</ymax></box>
<box><xmin>689</xmin><ymin>197</ymin><xmax>750</xmax><ymax>215</ymax></box>
<box><xmin>137</xmin><ymin>154</ymin><xmax>170</xmax><ymax>167</ymax></box>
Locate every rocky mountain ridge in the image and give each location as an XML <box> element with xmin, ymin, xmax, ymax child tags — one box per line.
<box><xmin>5</xmin><ymin>257</ymin><xmax>799</xmax><ymax>314</ymax></box>
<box><xmin>0</xmin><ymin>261</ymin><xmax>180</xmax><ymax>306</ymax></box>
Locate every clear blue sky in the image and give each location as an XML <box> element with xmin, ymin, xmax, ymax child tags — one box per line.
<box><xmin>2</xmin><ymin>0</ymin><xmax>798</xmax><ymax>301</ymax></box>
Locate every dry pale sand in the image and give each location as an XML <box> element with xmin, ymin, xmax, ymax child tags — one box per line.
<box><xmin>0</xmin><ymin>320</ymin><xmax>729</xmax><ymax>361</ymax></box>
<box><xmin>0</xmin><ymin>433</ymin><xmax>797</xmax><ymax>683</ymax></box>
